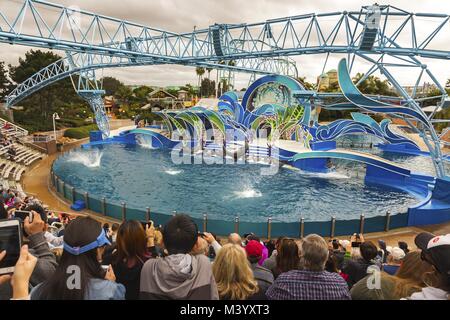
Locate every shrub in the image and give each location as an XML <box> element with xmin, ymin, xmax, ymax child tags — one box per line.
<box><xmin>63</xmin><ymin>124</ymin><xmax>99</xmax><ymax>139</ymax></box>
<box><xmin>58</xmin><ymin>118</ymin><xmax>87</xmax><ymax>128</ymax></box>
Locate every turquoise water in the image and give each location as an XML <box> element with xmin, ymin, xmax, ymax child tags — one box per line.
<box><xmin>52</xmin><ymin>144</ymin><xmax>421</xmax><ymax>223</ymax></box>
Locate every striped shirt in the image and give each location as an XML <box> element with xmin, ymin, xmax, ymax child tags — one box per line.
<box><xmin>266</xmin><ymin>270</ymin><xmax>351</xmax><ymax>300</ymax></box>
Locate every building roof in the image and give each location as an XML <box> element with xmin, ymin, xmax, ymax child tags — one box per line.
<box><xmin>147</xmin><ymin>88</ymin><xmax>177</xmax><ymax>99</ymax></box>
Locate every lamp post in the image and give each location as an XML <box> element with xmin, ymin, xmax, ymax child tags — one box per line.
<box><xmin>52</xmin><ymin>112</ymin><xmax>60</xmax><ymax>141</ymax></box>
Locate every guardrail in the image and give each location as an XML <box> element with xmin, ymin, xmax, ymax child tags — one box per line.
<box><xmin>17</xmin><ymin>137</ymin><xmax>48</xmax><ymax>154</ymax></box>
<box><xmin>0</xmin><ymin>117</ymin><xmax>28</xmax><ymax>137</ymax></box>
<box><xmin>51</xmin><ymin>169</ymin><xmax>410</xmax><ymax>238</ymax></box>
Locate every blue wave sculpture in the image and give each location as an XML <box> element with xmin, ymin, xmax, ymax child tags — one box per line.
<box><xmin>338</xmin><ymin>59</ymin><xmax>430</xmax><ymax>128</ymax></box>
<box><xmin>315</xmin><ymin>112</ymin><xmax>420</xmax><ymax>150</ymax></box>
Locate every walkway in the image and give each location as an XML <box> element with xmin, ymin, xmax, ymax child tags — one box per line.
<box><xmin>22</xmin><ymin>119</ymin><xmax>133</xmax><ymax>224</ymax></box>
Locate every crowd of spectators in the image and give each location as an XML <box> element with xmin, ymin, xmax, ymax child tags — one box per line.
<box><xmin>1</xmin><ymin>210</ymin><xmax>449</xmax><ymax>300</ymax></box>
<box><xmin>0</xmin><ymin>123</ymin><xmax>20</xmax><ymax>161</ymax></box>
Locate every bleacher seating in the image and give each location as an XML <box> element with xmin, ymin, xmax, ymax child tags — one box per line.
<box><xmin>0</xmin><ymin>117</ymin><xmax>46</xmax><ymax>190</ymax></box>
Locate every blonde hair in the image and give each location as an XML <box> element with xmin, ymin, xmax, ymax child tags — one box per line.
<box><xmin>212</xmin><ymin>244</ymin><xmax>258</xmax><ymax>300</ymax></box>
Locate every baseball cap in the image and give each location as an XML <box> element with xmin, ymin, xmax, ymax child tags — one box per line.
<box><xmin>245</xmin><ymin>240</ymin><xmax>263</xmax><ymax>257</ymax></box>
<box><xmin>415</xmin><ymin>232</ymin><xmax>450</xmax><ymax>276</ymax></box>
<box><xmin>340</xmin><ymin>240</ymin><xmax>350</xmax><ymax>248</ymax></box>
<box><xmin>390</xmin><ymin>247</ymin><xmax>406</xmax><ymax>261</ymax></box>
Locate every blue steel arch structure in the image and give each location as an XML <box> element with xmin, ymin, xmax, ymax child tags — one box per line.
<box><xmin>5</xmin><ymin>53</ymin><xmax>299</xmax><ymax>107</ymax></box>
<box><xmin>0</xmin><ymin>1</ymin><xmax>449</xmax><ymax>176</ymax></box>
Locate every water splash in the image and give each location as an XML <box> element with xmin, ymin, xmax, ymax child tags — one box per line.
<box><xmin>67</xmin><ymin>149</ymin><xmax>103</xmax><ymax>168</ymax></box>
<box><xmin>165</xmin><ymin>170</ymin><xmax>182</xmax><ymax>175</ymax></box>
<box><xmin>136</xmin><ymin>134</ymin><xmax>157</xmax><ymax>149</ymax></box>
<box><xmin>233</xmin><ymin>188</ymin><xmax>263</xmax><ymax>198</ymax></box>
<box><xmin>298</xmin><ymin>169</ymin><xmax>350</xmax><ymax>179</ymax></box>
<box><xmin>282</xmin><ymin>164</ymin><xmax>349</xmax><ymax>179</ymax></box>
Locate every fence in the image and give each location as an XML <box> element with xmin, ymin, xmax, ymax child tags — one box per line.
<box><xmin>51</xmin><ymin>169</ymin><xmax>410</xmax><ymax>239</ymax></box>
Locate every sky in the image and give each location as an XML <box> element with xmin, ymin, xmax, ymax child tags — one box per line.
<box><xmin>1</xmin><ymin>0</ymin><xmax>450</xmax><ymax>90</ymax></box>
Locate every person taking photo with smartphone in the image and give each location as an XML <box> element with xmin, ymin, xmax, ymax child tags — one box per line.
<box><xmin>0</xmin><ymin>204</ymin><xmax>58</xmax><ymax>300</ymax></box>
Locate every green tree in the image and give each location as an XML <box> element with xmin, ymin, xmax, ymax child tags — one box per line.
<box><xmin>0</xmin><ymin>61</ymin><xmax>12</xmax><ymax>100</ymax></box>
<box><xmin>8</xmin><ymin>50</ymin><xmax>86</xmax><ymax>131</ymax></box>
<box><xmin>195</xmin><ymin>67</ymin><xmax>205</xmax><ymax>96</ymax></box>
<box><xmin>181</xmin><ymin>84</ymin><xmax>197</xmax><ymax>97</ymax></box>
<box><xmin>115</xmin><ymin>85</ymin><xmax>133</xmax><ymax>103</ymax></box>
<box><xmin>206</xmin><ymin>67</ymin><xmax>213</xmax><ymax>80</ymax></box>
<box><xmin>218</xmin><ymin>78</ymin><xmax>230</xmax><ymax>95</ymax></box>
<box><xmin>352</xmin><ymin>73</ymin><xmax>398</xmax><ymax>96</ymax></box>
<box><xmin>422</xmin><ymin>85</ymin><xmax>450</xmax><ymax>133</ymax></box>
<box><xmin>132</xmin><ymin>85</ymin><xmax>152</xmax><ymax>101</ymax></box>
<box><xmin>101</xmin><ymin>76</ymin><xmax>123</xmax><ymax>96</ymax></box>
<box><xmin>200</xmin><ymin>78</ymin><xmax>216</xmax><ymax>97</ymax></box>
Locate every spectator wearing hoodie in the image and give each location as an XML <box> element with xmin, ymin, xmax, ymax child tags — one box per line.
<box><xmin>245</xmin><ymin>240</ymin><xmax>274</xmax><ymax>294</ymax></box>
<box><xmin>139</xmin><ymin>214</ymin><xmax>219</xmax><ymax>300</ymax></box>
<box><xmin>406</xmin><ymin>232</ymin><xmax>450</xmax><ymax>300</ymax></box>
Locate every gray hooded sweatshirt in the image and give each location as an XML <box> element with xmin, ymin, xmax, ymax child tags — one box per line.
<box><xmin>140</xmin><ymin>254</ymin><xmax>219</xmax><ymax>300</ymax></box>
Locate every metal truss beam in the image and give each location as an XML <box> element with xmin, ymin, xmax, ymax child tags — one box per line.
<box><xmin>6</xmin><ymin>52</ymin><xmax>298</xmax><ymax>106</ymax></box>
<box><xmin>1</xmin><ymin>1</ymin><xmax>450</xmax><ymax>63</ymax></box>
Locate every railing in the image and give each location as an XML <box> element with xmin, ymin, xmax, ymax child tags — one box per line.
<box><xmin>51</xmin><ymin>169</ymin><xmax>410</xmax><ymax>239</ymax></box>
<box><xmin>0</xmin><ymin>117</ymin><xmax>29</xmax><ymax>137</ymax></box>
<box><xmin>16</xmin><ymin>137</ymin><xmax>48</xmax><ymax>154</ymax></box>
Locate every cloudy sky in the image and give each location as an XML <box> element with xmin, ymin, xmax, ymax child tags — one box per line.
<box><xmin>1</xmin><ymin>0</ymin><xmax>450</xmax><ymax>89</ymax></box>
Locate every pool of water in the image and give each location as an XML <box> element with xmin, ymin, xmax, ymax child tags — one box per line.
<box><xmin>52</xmin><ymin>144</ymin><xmax>422</xmax><ymax>223</ymax></box>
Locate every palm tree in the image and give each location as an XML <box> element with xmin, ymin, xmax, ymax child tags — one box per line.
<box><xmin>195</xmin><ymin>67</ymin><xmax>205</xmax><ymax>97</ymax></box>
<box><xmin>206</xmin><ymin>67</ymin><xmax>213</xmax><ymax>80</ymax></box>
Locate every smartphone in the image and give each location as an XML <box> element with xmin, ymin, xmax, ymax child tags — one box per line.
<box><xmin>351</xmin><ymin>241</ymin><xmax>361</xmax><ymax>248</ymax></box>
<box><xmin>0</xmin><ymin>219</ymin><xmax>22</xmax><ymax>275</ymax></box>
<box><xmin>14</xmin><ymin>210</ymin><xmax>33</xmax><ymax>223</ymax></box>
